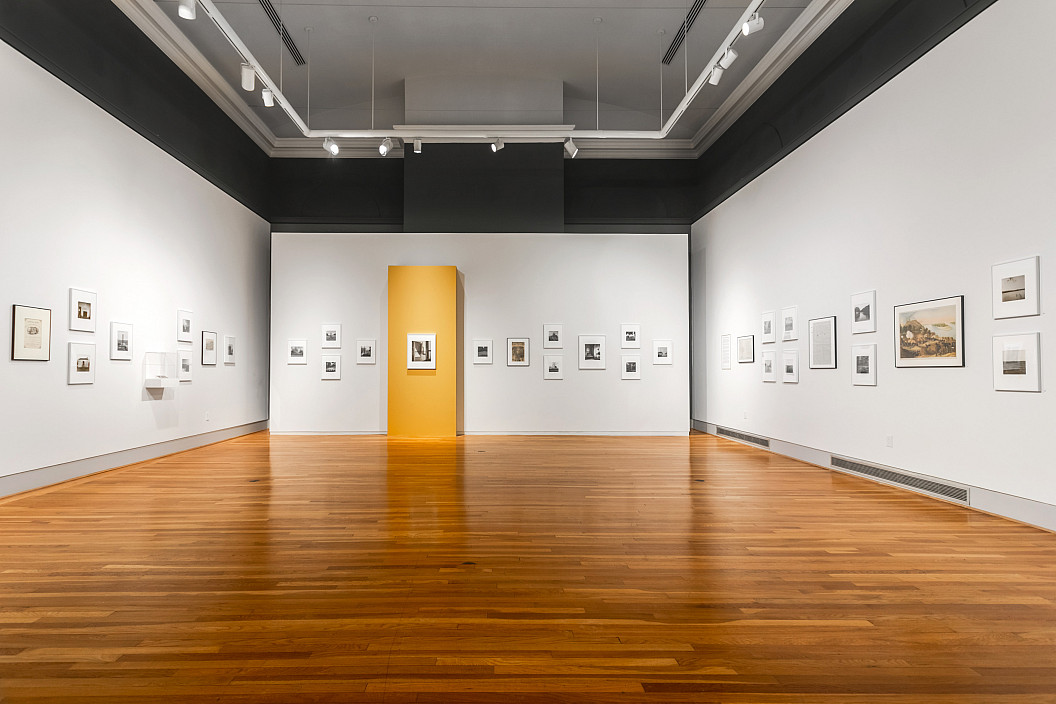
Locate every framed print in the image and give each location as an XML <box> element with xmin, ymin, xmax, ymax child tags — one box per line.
<box><xmin>894</xmin><ymin>296</ymin><xmax>964</xmax><ymax>368</ymax></box>
<box><xmin>761</xmin><ymin>350</ymin><xmax>776</xmax><ymax>382</ymax></box>
<box><xmin>12</xmin><ymin>305</ymin><xmax>51</xmax><ymax>361</ymax></box>
<box><xmin>287</xmin><ymin>338</ymin><xmax>308</xmax><ymax>365</ymax></box>
<box><xmin>543</xmin><ymin>324</ymin><xmax>563</xmax><ymax>349</ymax></box>
<box><xmin>782</xmin><ymin>349</ymin><xmax>800</xmax><ymax>383</ymax></box>
<box><xmin>507</xmin><ymin>337</ymin><xmax>529</xmax><ymax>367</ymax></box>
<box><xmin>177</xmin><ymin>348</ymin><xmax>192</xmax><ymax>381</ymax></box>
<box><xmin>69</xmin><ymin>288</ymin><xmax>96</xmax><ymax>333</ymax></box>
<box><xmin>808</xmin><ymin>316</ymin><xmax>837</xmax><ymax>369</ymax></box>
<box><xmin>653</xmin><ymin>339</ymin><xmax>672</xmax><ymax>365</ymax></box>
<box><xmin>851</xmin><ymin>290</ymin><xmax>877</xmax><ymax>334</ymax></box>
<box><xmin>780</xmin><ymin>306</ymin><xmax>798</xmax><ymax>341</ymax></box>
<box><xmin>720</xmin><ymin>334</ymin><xmax>732</xmax><ymax>370</ymax></box>
<box><xmin>177</xmin><ymin>309</ymin><xmax>193</xmax><ymax>343</ymax></box>
<box><xmin>543</xmin><ymin>354</ymin><xmax>563</xmax><ymax>380</ymax></box>
<box><xmin>761</xmin><ymin>311</ymin><xmax>776</xmax><ymax>344</ymax></box>
<box><xmin>321</xmin><ymin>354</ymin><xmax>341</xmax><ymax>380</ymax></box>
<box><xmin>407</xmin><ymin>333</ymin><xmax>436</xmax><ymax>370</ymax></box>
<box><xmin>321</xmin><ymin>323</ymin><xmax>342</xmax><ymax>349</ymax></box>
<box><xmin>992</xmin><ymin>256</ymin><xmax>1039</xmax><ymax>319</ymax></box>
<box><xmin>110</xmin><ymin>321</ymin><xmax>132</xmax><ymax>361</ymax></box>
<box><xmin>356</xmin><ymin>339</ymin><xmax>376</xmax><ymax>364</ymax></box>
<box><xmin>201</xmin><ymin>331</ymin><xmax>217</xmax><ymax>365</ymax></box>
<box><xmin>621</xmin><ymin>324</ymin><xmax>641</xmax><ymax>349</ymax></box>
<box><xmin>736</xmin><ymin>335</ymin><xmax>754</xmax><ymax>363</ymax></box>
<box><xmin>852</xmin><ymin>343</ymin><xmax>877</xmax><ymax>386</ymax></box>
<box><xmin>472</xmin><ymin>339</ymin><xmax>493</xmax><ymax>365</ymax></box>
<box><xmin>621</xmin><ymin>354</ymin><xmax>641</xmax><ymax>380</ymax></box>
<box><xmin>67</xmin><ymin>342</ymin><xmax>96</xmax><ymax>384</ymax></box>
<box><xmin>579</xmin><ymin>335</ymin><xmax>606</xmax><ymax>370</ymax></box>
<box><xmin>993</xmin><ymin>333</ymin><xmax>1040</xmax><ymax>392</ymax></box>
<box><xmin>223</xmin><ymin>335</ymin><xmax>236</xmax><ymax>365</ymax></box>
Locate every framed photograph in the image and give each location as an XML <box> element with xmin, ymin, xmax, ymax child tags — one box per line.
<box><xmin>782</xmin><ymin>349</ymin><xmax>800</xmax><ymax>383</ymax></box>
<box><xmin>621</xmin><ymin>324</ymin><xmax>641</xmax><ymax>349</ymax></box>
<box><xmin>579</xmin><ymin>335</ymin><xmax>606</xmax><ymax>370</ymax></box>
<box><xmin>110</xmin><ymin>321</ymin><xmax>132</xmax><ymax>361</ymax></box>
<box><xmin>653</xmin><ymin>339</ymin><xmax>672</xmax><ymax>365</ymax></box>
<box><xmin>621</xmin><ymin>354</ymin><xmax>641</xmax><ymax>380</ymax></box>
<box><xmin>808</xmin><ymin>316</ymin><xmax>837</xmax><ymax>369</ymax></box>
<box><xmin>12</xmin><ymin>304</ymin><xmax>51</xmax><ymax>361</ymax></box>
<box><xmin>177</xmin><ymin>309</ymin><xmax>193</xmax><ymax>343</ymax></box>
<box><xmin>68</xmin><ymin>342</ymin><xmax>96</xmax><ymax>385</ymax></box>
<box><xmin>321</xmin><ymin>323</ymin><xmax>342</xmax><ymax>349</ymax></box>
<box><xmin>321</xmin><ymin>354</ymin><xmax>341</xmax><ymax>380</ymax></box>
<box><xmin>894</xmin><ymin>296</ymin><xmax>964</xmax><ymax>368</ymax></box>
<box><xmin>761</xmin><ymin>350</ymin><xmax>776</xmax><ymax>382</ymax></box>
<box><xmin>543</xmin><ymin>354</ymin><xmax>563</xmax><ymax>380</ymax></box>
<box><xmin>69</xmin><ymin>288</ymin><xmax>96</xmax><ymax>333</ymax></box>
<box><xmin>543</xmin><ymin>324</ymin><xmax>563</xmax><ymax>349</ymax></box>
<box><xmin>780</xmin><ymin>306</ymin><xmax>798</xmax><ymax>341</ymax></box>
<box><xmin>992</xmin><ymin>256</ymin><xmax>1039</xmax><ymax>319</ymax></box>
<box><xmin>223</xmin><ymin>335</ymin><xmax>236</xmax><ymax>365</ymax></box>
<box><xmin>288</xmin><ymin>338</ymin><xmax>308</xmax><ymax>365</ymax></box>
<box><xmin>736</xmin><ymin>335</ymin><xmax>754</xmax><ymax>363</ymax></box>
<box><xmin>177</xmin><ymin>348</ymin><xmax>193</xmax><ymax>381</ymax></box>
<box><xmin>720</xmin><ymin>334</ymin><xmax>732</xmax><ymax>370</ymax></box>
<box><xmin>407</xmin><ymin>333</ymin><xmax>436</xmax><ymax>370</ymax></box>
<box><xmin>201</xmin><ymin>331</ymin><xmax>217</xmax><ymax>365</ymax></box>
<box><xmin>761</xmin><ymin>311</ymin><xmax>776</xmax><ymax>344</ymax></box>
<box><xmin>472</xmin><ymin>339</ymin><xmax>493</xmax><ymax>365</ymax></box>
<box><xmin>507</xmin><ymin>337</ymin><xmax>529</xmax><ymax>367</ymax></box>
<box><xmin>992</xmin><ymin>333</ymin><xmax>1041</xmax><ymax>392</ymax></box>
<box><xmin>356</xmin><ymin>339</ymin><xmax>376</xmax><ymax>364</ymax></box>
<box><xmin>852</xmin><ymin>343</ymin><xmax>877</xmax><ymax>386</ymax></box>
<box><xmin>851</xmin><ymin>290</ymin><xmax>877</xmax><ymax>334</ymax></box>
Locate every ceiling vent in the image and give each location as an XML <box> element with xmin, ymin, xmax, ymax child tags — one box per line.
<box><xmin>257</xmin><ymin>0</ymin><xmax>305</xmax><ymax>66</ymax></box>
<box><xmin>662</xmin><ymin>0</ymin><xmax>707</xmax><ymax>65</ymax></box>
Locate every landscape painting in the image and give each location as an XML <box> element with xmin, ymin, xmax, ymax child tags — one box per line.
<box><xmin>894</xmin><ymin>296</ymin><xmax>964</xmax><ymax>367</ymax></box>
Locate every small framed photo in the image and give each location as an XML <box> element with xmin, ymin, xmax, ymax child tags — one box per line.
<box><xmin>579</xmin><ymin>335</ymin><xmax>606</xmax><ymax>370</ymax></box>
<box><xmin>223</xmin><ymin>335</ymin><xmax>236</xmax><ymax>365</ymax></box>
<box><xmin>782</xmin><ymin>349</ymin><xmax>799</xmax><ymax>383</ymax></box>
<box><xmin>201</xmin><ymin>330</ymin><xmax>218</xmax><ymax>365</ymax></box>
<box><xmin>720</xmin><ymin>334</ymin><xmax>732</xmax><ymax>370</ymax></box>
<box><xmin>621</xmin><ymin>324</ymin><xmax>641</xmax><ymax>349</ymax></box>
<box><xmin>288</xmin><ymin>339</ymin><xmax>308</xmax><ymax>365</ymax></box>
<box><xmin>780</xmin><ymin>306</ymin><xmax>798</xmax><ymax>341</ymax></box>
<box><xmin>69</xmin><ymin>288</ymin><xmax>97</xmax><ymax>333</ymax></box>
<box><xmin>68</xmin><ymin>342</ymin><xmax>96</xmax><ymax>384</ymax></box>
<box><xmin>808</xmin><ymin>316</ymin><xmax>837</xmax><ymax>369</ymax></box>
<box><xmin>321</xmin><ymin>354</ymin><xmax>341</xmax><ymax>380</ymax></box>
<box><xmin>761</xmin><ymin>311</ymin><xmax>776</xmax><ymax>344</ymax></box>
<box><xmin>321</xmin><ymin>323</ymin><xmax>342</xmax><ymax>349</ymax></box>
<box><xmin>736</xmin><ymin>335</ymin><xmax>754</xmax><ymax>363</ymax></box>
<box><xmin>507</xmin><ymin>337</ymin><xmax>529</xmax><ymax>367</ymax></box>
<box><xmin>761</xmin><ymin>350</ymin><xmax>776</xmax><ymax>382</ymax></box>
<box><xmin>356</xmin><ymin>339</ymin><xmax>376</xmax><ymax>364</ymax></box>
<box><xmin>621</xmin><ymin>354</ymin><xmax>641</xmax><ymax>380</ymax></box>
<box><xmin>993</xmin><ymin>333</ymin><xmax>1040</xmax><ymax>392</ymax></box>
<box><xmin>472</xmin><ymin>339</ymin><xmax>493</xmax><ymax>365</ymax></box>
<box><xmin>851</xmin><ymin>290</ymin><xmax>877</xmax><ymax>334</ymax></box>
<box><xmin>12</xmin><ymin>304</ymin><xmax>51</xmax><ymax>361</ymax></box>
<box><xmin>407</xmin><ymin>333</ymin><xmax>436</xmax><ymax>370</ymax></box>
<box><xmin>177</xmin><ymin>309</ymin><xmax>193</xmax><ymax>343</ymax></box>
<box><xmin>895</xmin><ymin>295</ymin><xmax>964</xmax><ymax>368</ymax></box>
<box><xmin>177</xmin><ymin>348</ymin><xmax>193</xmax><ymax>381</ymax></box>
<box><xmin>852</xmin><ymin>343</ymin><xmax>877</xmax><ymax>386</ymax></box>
<box><xmin>110</xmin><ymin>321</ymin><xmax>132</xmax><ymax>361</ymax></box>
<box><xmin>543</xmin><ymin>354</ymin><xmax>563</xmax><ymax>380</ymax></box>
<box><xmin>992</xmin><ymin>256</ymin><xmax>1039</xmax><ymax>319</ymax></box>
<box><xmin>543</xmin><ymin>324</ymin><xmax>563</xmax><ymax>349</ymax></box>
<box><xmin>653</xmin><ymin>339</ymin><xmax>672</xmax><ymax>365</ymax></box>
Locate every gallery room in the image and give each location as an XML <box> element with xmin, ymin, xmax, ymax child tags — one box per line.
<box><xmin>2</xmin><ymin>0</ymin><xmax>1055</xmax><ymax>700</ymax></box>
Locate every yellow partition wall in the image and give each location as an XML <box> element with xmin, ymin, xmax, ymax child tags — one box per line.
<box><xmin>387</xmin><ymin>265</ymin><xmax>457</xmax><ymax>437</ymax></box>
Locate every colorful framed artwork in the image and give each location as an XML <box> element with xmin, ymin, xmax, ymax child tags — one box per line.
<box><xmin>894</xmin><ymin>296</ymin><xmax>964</xmax><ymax>368</ymax></box>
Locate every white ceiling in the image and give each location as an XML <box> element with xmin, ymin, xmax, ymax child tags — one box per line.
<box><xmin>114</xmin><ymin>0</ymin><xmax>854</xmax><ymax>157</ymax></box>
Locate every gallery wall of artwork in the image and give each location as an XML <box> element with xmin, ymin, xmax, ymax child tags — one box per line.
<box><xmin>0</xmin><ymin>41</ymin><xmax>271</xmax><ymax>486</ymax></box>
<box><xmin>270</xmin><ymin>233</ymin><xmax>689</xmax><ymax>435</ymax></box>
<box><xmin>691</xmin><ymin>0</ymin><xmax>1056</xmax><ymax>508</ymax></box>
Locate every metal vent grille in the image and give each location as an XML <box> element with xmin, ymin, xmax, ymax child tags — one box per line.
<box><xmin>258</xmin><ymin>0</ymin><xmax>306</xmax><ymax>66</ymax></box>
<box><xmin>716</xmin><ymin>426</ymin><xmax>770</xmax><ymax>448</ymax></box>
<box><xmin>831</xmin><ymin>456</ymin><xmax>968</xmax><ymax>503</ymax></box>
<box><xmin>662</xmin><ymin>0</ymin><xmax>707</xmax><ymax>65</ymax></box>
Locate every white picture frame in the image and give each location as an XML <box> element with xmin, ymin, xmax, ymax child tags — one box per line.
<box><xmin>736</xmin><ymin>335</ymin><xmax>754</xmax><ymax>363</ymax></box>
<box><xmin>109</xmin><ymin>321</ymin><xmax>132</xmax><ymax>361</ymax></box>
<box><xmin>177</xmin><ymin>309</ymin><xmax>193</xmax><ymax>343</ymax></box>
<box><xmin>895</xmin><ymin>295</ymin><xmax>964</xmax><ymax>368</ymax></box>
<box><xmin>12</xmin><ymin>304</ymin><xmax>51</xmax><ymax>361</ymax></box>
<box><xmin>761</xmin><ymin>350</ymin><xmax>776</xmax><ymax>382</ymax></box>
<box><xmin>720</xmin><ymin>334</ymin><xmax>732</xmax><ymax>370</ymax></box>
<box><xmin>321</xmin><ymin>354</ymin><xmax>341</xmax><ymax>380</ymax></box>
<box><xmin>992</xmin><ymin>333</ymin><xmax>1040</xmax><ymax>392</ymax></box>
<box><xmin>780</xmin><ymin>306</ymin><xmax>798</xmax><ymax>341</ymax></box>
<box><xmin>579</xmin><ymin>334</ymin><xmax>606</xmax><ymax>370</ymax></box>
<box><xmin>808</xmin><ymin>316</ymin><xmax>837</xmax><ymax>369</ymax></box>
<box><xmin>782</xmin><ymin>349</ymin><xmax>800</xmax><ymax>383</ymax></box>
<box><xmin>507</xmin><ymin>337</ymin><xmax>529</xmax><ymax>367</ymax></box>
<box><xmin>472</xmin><ymin>339</ymin><xmax>493</xmax><ymax>365</ymax></box>
<box><xmin>223</xmin><ymin>335</ymin><xmax>236</xmax><ymax>365</ymax></box>
<box><xmin>69</xmin><ymin>288</ymin><xmax>96</xmax><ymax>333</ymax></box>
<box><xmin>543</xmin><ymin>354</ymin><xmax>563</xmax><ymax>380</ymax></box>
<box><xmin>621</xmin><ymin>324</ymin><xmax>641</xmax><ymax>349</ymax></box>
<box><xmin>356</xmin><ymin>339</ymin><xmax>376</xmax><ymax>364</ymax></box>
<box><xmin>761</xmin><ymin>311</ymin><xmax>776</xmax><ymax>344</ymax></box>
<box><xmin>992</xmin><ymin>256</ymin><xmax>1040</xmax><ymax>319</ymax></box>
<box><xmin>543</xmin><ymin>324</ymin><xmax>563</xmax><ymax>349</ymax></box>
<box><xmin>653</xmin><ymin>339</ymin><xmax>672</xmax><ymax>365</ymax></box>
<box><xmin>850</xmin><ymin>290</ymin><xmax>877</xmax><ymax>334</ymax></box>
<box><xmin>407</xmin><ymin>333</ymin><xmax>436</xmax><ymax>370</ymax></box>
<box><xmin>321</xmin><ymin>323</ymin><xmax>342</xmax><ymax>349</ymax></box>
<box><xmin>68</xmin><ymin>342</ymin><xmax>96</xmax><ymax>384</ymax></box>
<box><xmin>287</xmin><ymin>338</ymin><xmax>308</xmax><ymax>365</ymax></box>
<box><xmin>177</xmin><ymin>348</ymin><xmax>193</xmax><ymax>382</ymax></box>
<box><xmin>621</xmin><ymin>354</ymin><xmax>641</xmax><ymax>380</ymax></box>
<box><xmin>852</xmin><ymin>343</ymin><xmax>877</xmax><ymax>386</ymax></box>
<box><xmin>201</xmin><ymin>330</ymin><xmax>217</xmax><ymax>366</ymax></box>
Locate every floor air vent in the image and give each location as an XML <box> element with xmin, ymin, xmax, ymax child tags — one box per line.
<box><xmin>831</xmin><ymin>456</ymin><xmax>968</xmax><ymax>503</ymax></box>
<box><xmin>715</xmin><ymin>427</ymin><xmax>770</xmax><ymax>448</ymax></box>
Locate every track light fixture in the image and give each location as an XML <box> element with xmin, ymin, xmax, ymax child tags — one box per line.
<box><xmin>261</xmin><ymin>88</ymin><xmax>274</xmax><ymax>107</ymax></box>
<box><xmin>240</xmin><ymin>63</ymin><xmax>255</xmax><ymax>92</ymax></box>
<box><xmin>413</xmin><ymin>138</ymin><xmax>422</xmax><ymax>154</ymax></box>
<box><xmin>491</xmin><ymin>138</ymin><xmax>504</xmax><ymax>153</ymax></box>
<box><xmin>379</xmin><ymin>137</ymin><xmax>394</xmax><ymax>156</ymax></box>
<box><xmin>708</xmin><ymin>65</ymin><xmax>724</xmax><ymax>86</ymax></box>
<box><xmin>322</xmin><ymin>137</ymin><xmax>339</xmax><ymax>156</ymax></box>
<box><xmin>563</xmin><ymin>138</ymin><xmax>578</xmax><ymax>158</ymax></box>
<box><xmin>742</xmin><ymin>13</ymin><xmax>764</xmax><ymax>36</ymax></box>
<box><xmin>719</xmin><ymin>47</ymin><xmax>738</xmax><ymax>70</ymax></box>
<box><xmin>177</xmin><ymin>0</ymin><xmax>196</xmax><ymax>20</ymax></box>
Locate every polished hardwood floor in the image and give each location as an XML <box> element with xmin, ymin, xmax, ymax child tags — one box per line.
<box><xmin>1</xmin><ymin>432</ymin><xmax>1055</xmax><ymax>703</ymax></box>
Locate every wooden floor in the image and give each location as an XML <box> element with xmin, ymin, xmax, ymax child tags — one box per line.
<box><xmin>1</xmin><ymin>433</ymin><xmax>1055</xmax><ymax>703</ymax></box>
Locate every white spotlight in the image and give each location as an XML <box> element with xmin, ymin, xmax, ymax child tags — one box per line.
<box><xmin>708</xmin><ymin>65</ymin><xmax>724</xmax><ymax>86</ymax></box>
<box><xmin>323</xmin><ymin>137</ymin><xmax>339</xmax><ymax>156</ymax></box>
<box><xmin>491</xmin><ymin>138</ymin><xmax>504</xmax><ymax>153</ymax></box>
<box><xmin>240</xmin><ymin>63</ymin><xmax>255</xmax><ymax>92</ymax></box>
<box><xmin>177</xmin><ymin>0</ymin><xmax>196</xmax><ymax>20</ymax></box>
<box><xmin>719</xmin><ymin>47</ymin><xmax>738</xmax><ymax>70</ymax></box>
<box><xmin>563</xmin><ymin>138</ymin><xmax>578</xmax><ymax>158</ymax></box>
<box><xmin>261</xmin><ymin>88</ymin><xmax>275</xmax><ymax>107</ymax></box>
<box><xmin>413</xmin><ymin>138</ymin><xmax>422</xmax><ymax>154</ymax></box>
<box><xmin>742</xmin><ymin>13</ymin><xmax>764</xmax><ymax>36</ymax></box>
<box><xmin>379</xmin><ymin>137</ymin><xmax>394</xmax><ymax>156</ymax></box>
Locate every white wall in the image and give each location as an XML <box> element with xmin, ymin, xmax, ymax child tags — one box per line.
<box><xmin>271</xmin><ymin>233</ymin><xmax>689</xmax><ymax>434</ymax></box>
<box><xmin>693</xmin><ymin>0</ymin><xmax>1056</xmax><ymax>506</ymax></box>
<box><xmin>0</xmin><ymin>40</ymin><xmax>271</xmax><ymax>482</ymax></box>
